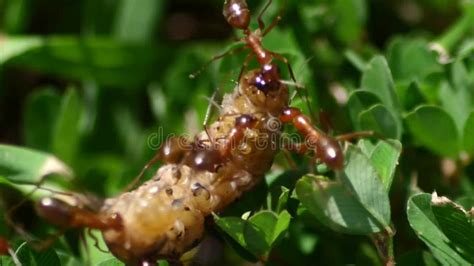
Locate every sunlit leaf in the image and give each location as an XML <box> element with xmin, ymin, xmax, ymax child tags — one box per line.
<box><xmin>0</xmin><ymin>144</ymin><xmax>72</xmax><ymax>184</ymax></box>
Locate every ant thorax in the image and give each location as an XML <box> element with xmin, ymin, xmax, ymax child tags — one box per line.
<box><xmin>99</xmin><ymin>68</ymin><xmax>288</xmax><ymax>264</ymax></box>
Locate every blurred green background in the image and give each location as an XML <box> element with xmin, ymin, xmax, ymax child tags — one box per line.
<box><xmin>1</xmin><ymin>0</ymin><xmax>474</xmax><ymax>265</ymax></box>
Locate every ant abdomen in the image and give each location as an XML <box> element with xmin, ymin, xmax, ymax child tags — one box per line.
<box><xmin>311</xmin><ymin>136</ymin><xmax>344</xmax><ymax>170</ymax></box>
<box><xmin>184</xmin><ymin>149</ymin><xmax>223</xmax><ymax>173</ymax></box>
<box><xmin>223</xmin><ymin>0</ymin><xmax>250</xmax><ymax>30</ymax></box>
<box><xmin>36</xmin><ymin>197</ymin><xmax>75</xmax><ymax>228</ymax></box>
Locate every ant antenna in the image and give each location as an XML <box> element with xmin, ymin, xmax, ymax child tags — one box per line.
<box><xmin>189</xmin><ymin>46</ymin><xmax>246</xmax><ymax>79</ymax></box>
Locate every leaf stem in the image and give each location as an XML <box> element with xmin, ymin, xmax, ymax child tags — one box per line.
<box><xmin>370</xmin><ymin>226</ymin><xmax>395</xmax><ymax>266</ymax></box>
<box><xmin>435</xmin><ymin>3</ymin><xmax>474</xmax><ymax>53</ymax></box>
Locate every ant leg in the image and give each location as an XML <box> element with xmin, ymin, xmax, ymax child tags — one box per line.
<box><xmin>318</xmin><ymin>109</ymin><xmax>334</xmax><ymax>134</ymax></box>
<box><xmin>262</xmin><ymin>15</ymin><xmax>281</xmax><ymax>36</ymax></box>
<box><xmin>283</xmin><ymin>141</ymin><xmax>308</xmax><ymax>154</ymax></box>
<box><xmin>281</xmin><ymin>149</ymin><xmax>297</xmax><ymax>170</ymax></box>
<box><xmin>189</xmin><ymin>45</ymin><xmax>246</xmax><ymax>79</ymax></box>
<box><xmin>273</xmin><ymin>52</ymin><xmax>316</xmax><ymax>120</ymax></box>
<box><xmin>262</xmin><ymin>0</ymin><xmax>288</xmax><ymax>36</ymax></box>
<box><xmin>335</xmin><ymin>131</ymin><xmax>375</xmax><ymax>142</ymax></box>
<box><xmin>271</xmin><ymin>52</ymin><xmax>296</xmax><ymax>82</ymax></box>
<box><xmin>202</xmin><ymin>89</ymin><xmax>221</xmax><ymax>129</ymax></box>
<box><xmin>257</xmin><ymin>0</ymin><xmax>273</xmax><ymax>30</ymax></box>
<box><xmin>124</xmin><ymin>152</ymin><xmax>162</xmax><ymax>192</ymax></box>
<box><xmin>238</xmin><ymin>52</ymin><xmax>254</xmax><ymax>83</ymax></box>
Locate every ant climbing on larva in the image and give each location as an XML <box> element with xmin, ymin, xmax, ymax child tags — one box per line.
<box><xmin>8</xmin><ymin>0</ymin><xmax>380</xmax><ymax>265</ymax></box>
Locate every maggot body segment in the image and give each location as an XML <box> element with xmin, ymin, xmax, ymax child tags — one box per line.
<box><xmin>99</xmin><ymin>68</ymin><xmax>288</xmax><ymax>264</ymax></box>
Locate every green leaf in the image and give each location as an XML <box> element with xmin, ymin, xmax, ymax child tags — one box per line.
<box><xmin>2</xmin><ymin>0</ymin><xmax>33</xmax><ymax>34</ymax></box>
<box><xmin>346</xmin><ymin>90</ymin><xmax>381</xmax><ymax>130</ymax></box>
<box><xmin>2</xmin><ymin>36</ymin><xmax>163</xmax><ymax>87</ymax></box>
<box><xmin>456</xmin><ymin>196</ymin><xmax>474</xmax><ymax>210</ymax></box>
<box><xmin>405</xmin><ymin>105</ymin><xmax>460</xmax><ymax>157</ymax></box>
<box><xmin>214</xmin><ymin>215</ymin><xmax>257</xmax><ymax>262</ymax></box>
<box><xmin>431</xmin><ymin>193</ymin><xmax>474</xmax><ymax>262</ymax></box>
<box><xmin>23</xmin><ymin>88</ymin><xmax>61</xmax><ymax>151</ymax></box>
<box><xmin>296</xmin><ymin>176</ymin><xmax>384</xmax><ymax>234</ymax></box>
<box><xmin>215</xmin><ymin>216</ymin><xmax>247</xmax><ymax>251</ymax></box>
<box><xmin>407</xmin><ymin>193</ymin><xmax>471</xmax><ymax>265</ymax></box>
<box><xmin>344</xmin><ymin>49</ymin><xmax>367</xmax><ymax>72</ymax></box>
<box><xmin>0</xmin><ymin>144</ymin><xmax>72</xmax><ymax>183</ymax></box>
<box><xmin>387</xmin><ymin>37</ymin><xmax>442</xmax><ymax>82</ymax></box>
<box><xmin>462</xmin><ymin>111</ymin><xmax>474</xmax><ymax>155</ymax></box>
<box><xmin>52</xmin><ymin>88</ymin><xmax>83</xmax><ymax>165</ymax></box>
<box><xmin>276</xmin><ymin>187</ymin><xmax>290</xmax><ymax>213</ymax></box>
<box><xmin>216</xmin><ymin>210</ymin><xmax>291</xmax><ymax>257</ymax></box>
<box><xmin>358</xmin><ymin>104</ymin><xmax>401</xmax><ymax>139</ymax></box>
<box><xmin>358</xmin><ymin>140</ymin><xmax>402</xmax><ymax>191</ymax></box>
<box><xmin>96</xmin><ymin>257</ymin><xmax>125</xmax><ymax>266</ymax></box>
<box><xmin>246</xmin><ymin>211</ymin><xmax>277</xmax><ymax>255</ymax></box>
<box><xmin>396</xmin><ymin>81</ymin><xmax>426</xmax><ymax>111</ymax></box>
<box><xmin>361</xmin><ymin>56</ymin><xmax>400</xmax><ymax>114</ymax></box>
<box><xmin>272</xmin><ymin>210</ymin><xmax>292</xmax><ymax>244</ymax></box>
<box><xmin>0</xmin><ymin>36</ymin><xmax>42</xmax><ymax>63</ymax></box>
<box><xmin>57</xmin><ymin>250</ymin><xmax>82</xmax><ymax>266</ymax></box>
<box><xmin>439</xmin><ymin>80</ymin><xmax>471</xmax><ymax>133</ymax></box>
<box><xmin>340</xmin><ymin>145</ymin><xmax>391</xmax><ymax>228</ymax></box>
<box><xmin>15</xmin><ymin>242</ymin><xmax>61</xmax><ymax>266</ymax></box>
<box><xmin>333</xmin><ymin>0</ymin><xmax>367</xmax><ymax>44</ymax></box>
<box><xmin>113</xmin><ymin>0</ymin><xmax>163</xmax><ymax>42</ymax></box>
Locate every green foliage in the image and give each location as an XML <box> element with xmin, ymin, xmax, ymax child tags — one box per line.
<box><xmin>407</xmin><ymin>193</ymin><xmax>473</xmax><ymax>265</ymax></box>
<box><xmin>0</xmin><ymin>0</ymin><xmax>474</xmax><ymax>265</ymax></box>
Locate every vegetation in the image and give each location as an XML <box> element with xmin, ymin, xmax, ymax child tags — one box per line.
<box><xmin>0</xmin><ymin>0</ymin><xmax>473</xmax><ymax>265</ymax></box>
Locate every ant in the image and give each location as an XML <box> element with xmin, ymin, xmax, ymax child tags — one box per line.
<box><xmin>35</xmin><ymin>197</ymin><xmax>123</xmax><ymax>232</ymax></box>
<box><xmin>127</xmin><ymin>114</ymin><xmax>259</xmax><ymax>190</ymax></box>
<box><xmin>184</xmin><ymin>114</ymin><xmax>259</xmax><ymax>172</ymax></box>
<box><xmin>191</xmin><ymin>0</ymin><xmax>297</xmax><ymax>89</ymax></box>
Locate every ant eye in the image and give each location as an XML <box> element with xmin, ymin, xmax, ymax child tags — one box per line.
<box><xmin>254</xmin><ymin>74</ymin><xmax>269</xmax><ymax>92</ymax></box>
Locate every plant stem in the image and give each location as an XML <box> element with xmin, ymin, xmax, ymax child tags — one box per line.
<box><xmin>435</xmin><ymin>3</ymin><xmax>474</xmax><ymax>52</ymax></box>
<box><xmin>371</xmin><ymin>226</ymin><xmax>395</xmax><ymax>266</ymax></box>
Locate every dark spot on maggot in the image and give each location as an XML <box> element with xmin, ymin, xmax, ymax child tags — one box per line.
<box><xmin>166</xmin><ymin>188</ymin><xmax>173</xmax><ymax>196</ymax></box>
<box><xmin>177</xmin><ymin>231</ymin><xmax>183</xmax><ymax>239</ymax></box>
<box><xmin>171</xmin><ymin>198</ymin><xmax>183</xmax><ymax>207</ymax></box>
<box><xmin>184</xmin><ymin>206</ymin><xmax>190</xmax><ymax>211</ymax></box>
<box><xmin>215</xmin><ymin>164</ymin><xmax>223</xmax><ymax>172</ymax></box>
<box><xmin>191</xmin><ymin>182</ymin><xmax>210</xmax><ymax>199</ymax></box>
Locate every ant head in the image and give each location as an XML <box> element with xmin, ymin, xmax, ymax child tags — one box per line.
<box><xmin>252</xmin><ymin>63</ymin><xmax>281</xmax><ymax>94</ymax></box>
<box><xmin>36</xmin><ymin>197</ymin><xmax>73</xmax><ymax>228</ymax></box>
<box><xmin>223</xmin><ymin>0</ymin><xmax>250</xmax><ymax>30</ymax></box>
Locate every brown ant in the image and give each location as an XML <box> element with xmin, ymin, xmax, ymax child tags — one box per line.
<box><xmin>35</xmin><ymin>197</ymin><xmax>123</xmax><ymax>232</ymax></box>
<box><xmin>128</xmin><ymin>114</ymin><xmax>259</xmax><ymax>189</ymax></box>
<box><xmin>191</xmin><ymin>0</ymin><xmax>297</xmax><ymax>87</ymax></box>
<box><xmin>184</xmin><ymin>114</ymin><xmax>259</xmax><ymax>172</ymax></box>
